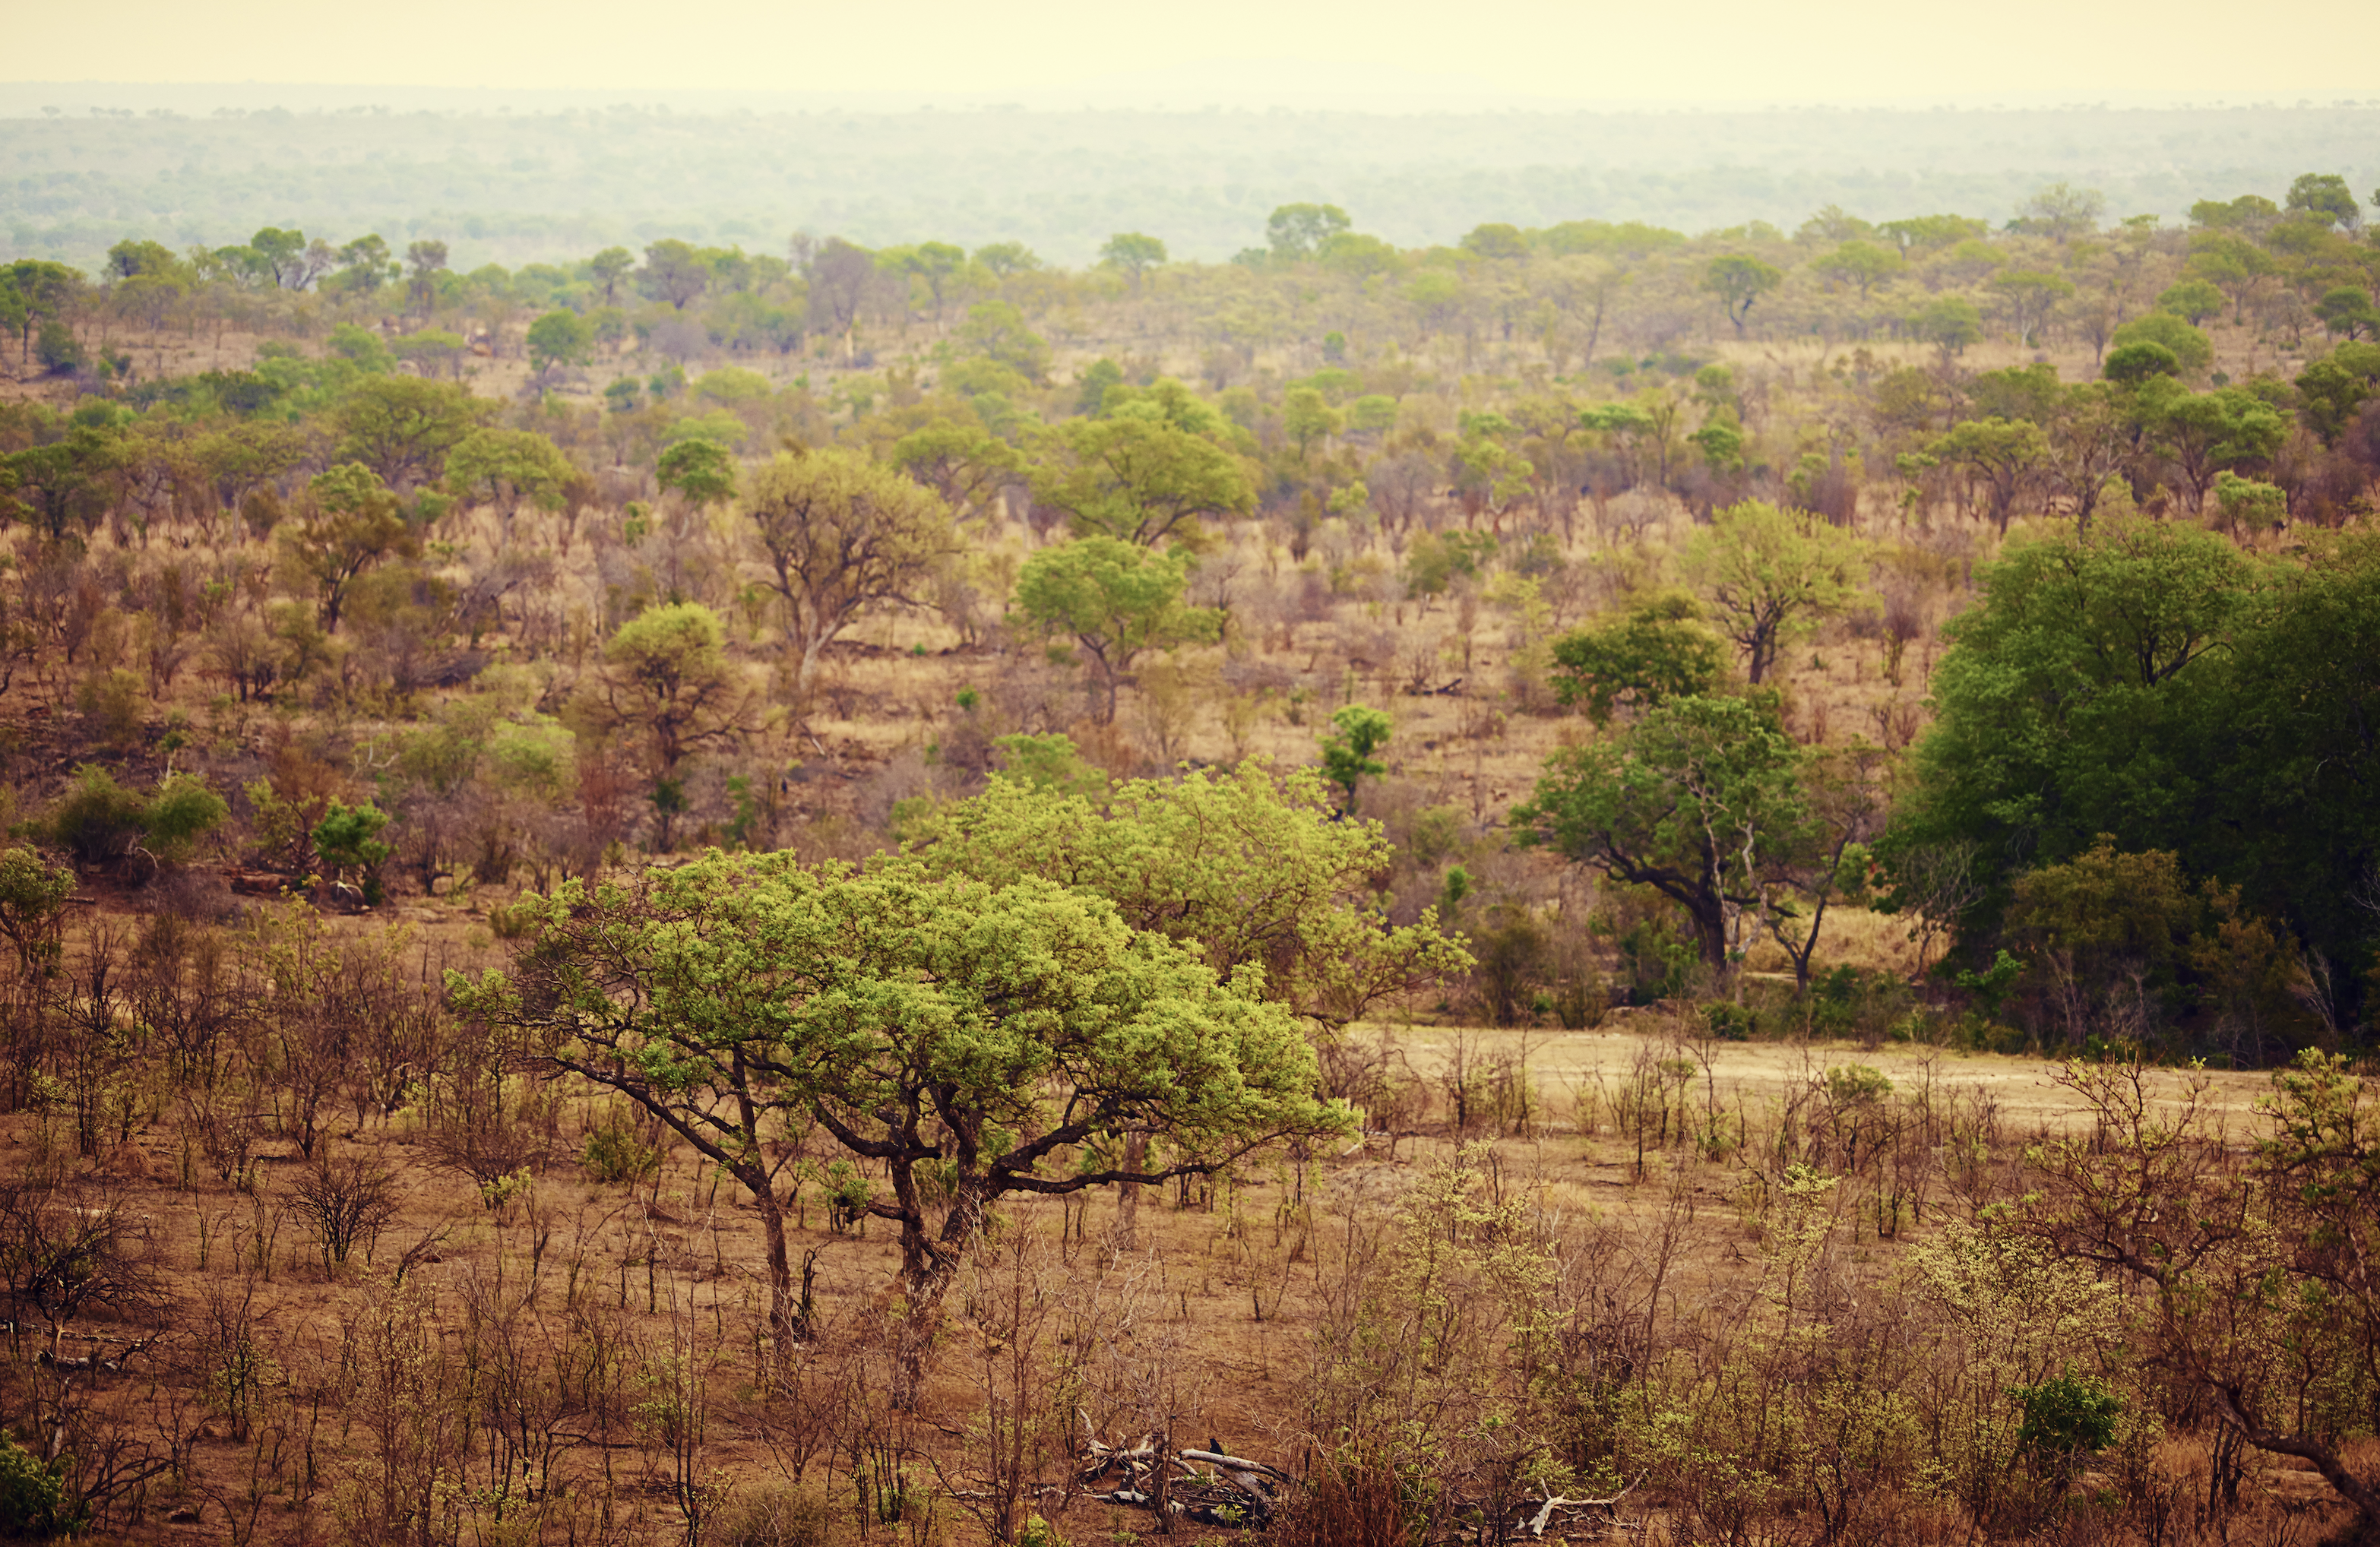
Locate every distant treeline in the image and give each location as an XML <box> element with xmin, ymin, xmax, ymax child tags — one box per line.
<box><xmin>5</xmin><ymin>103</ymin><xmax>2379</xmax><ymax>269</ymax></box>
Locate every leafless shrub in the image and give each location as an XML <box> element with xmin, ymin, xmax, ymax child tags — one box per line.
<box><xmin>288</xmin><ymin>1147</ymin><xmax>399</xmax><ymax>1272</ymax></box>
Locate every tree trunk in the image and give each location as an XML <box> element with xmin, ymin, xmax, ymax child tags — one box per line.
<box><xmin>1113</xmin><ymin>1133</ymin><xmax>1148</xmax><ymax>1249</ymax></box>
<box><xmin>755</xmin><ymin>1183</ymin><xmax>801</xmax><ymax>1362</ymax></box>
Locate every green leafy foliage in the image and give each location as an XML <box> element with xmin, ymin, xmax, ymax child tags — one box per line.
<box><xmin>1549</xmin><ymin>593</ymin><xmax>1726</xmax><ymax>723</ymax></box>
<box><xmin>1319</xmin><ymin>705</ymin><xmax>1391</xmax><ymax>811</ymax></box>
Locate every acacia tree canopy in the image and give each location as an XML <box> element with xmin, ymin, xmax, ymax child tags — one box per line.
<box><xmin>896</xmin><ymin>761</ymin><xmax>1473</xmax><ymax>1027</ymax></box>
<box><xmin>454</xmin><ymin>855</ymin><xmax>1345</xmax><ymax>1397</ymax></box>
<box><xmin>741</xmin><ymin>448</ymin><xmax>959</xmax><ymax>694</ymax></box>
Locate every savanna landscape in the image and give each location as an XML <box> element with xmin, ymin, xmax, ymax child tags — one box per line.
<box><xmin>0</xmin><ymin>147</ymin><xmax>2373</xmax><ymax>1547</ymax></box>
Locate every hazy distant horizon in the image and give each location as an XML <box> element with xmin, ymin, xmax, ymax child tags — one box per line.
<box><xmin>7</xmin><ymin>86</ymin><xmax>2374</xmax><ymax>271</ymax></box>
<box><xmin>6</xmin><ymin>78</ymin><xmax>2379</xmax><ymax>118</ymax></box>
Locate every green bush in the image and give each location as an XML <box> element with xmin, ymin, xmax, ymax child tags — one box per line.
<box><xmin>43</xmin><ymin>766</ymin><xmax>150</xmax><ymax>865</ymax></box>
<box><xmin>143</xmin><ymin>774</ymin><xmax>230</xmax><ymax>862</ymax></box>
<box><xmin>43</xmin><ymin>766</ymin><xmax>226</xmax><ymax>869</ymax></box>
<box><xmin>581</xmin><ymin>1121</ymin><xmax>660</xmax><ymax>1186</ymax></box>
<box><xmin>2013</xmin><ymin>1368</ymin><xmax>2123</xmax><ymax>1476</ymax></box>
<box><xmin>0</xmin><ymin>1428</ymin><xmax>70</xmax><ymax>1537</ymax></box>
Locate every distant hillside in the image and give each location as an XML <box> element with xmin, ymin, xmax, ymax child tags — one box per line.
<box><xmin>4</xmin><ymin>95</ymin><xmax>2376</xmax><ymax>270</ymax></box>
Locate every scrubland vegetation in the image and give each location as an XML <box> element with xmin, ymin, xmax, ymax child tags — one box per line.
<box><xmin>0</xmin><ymin>162</ymin><xmax>2372</xmax><ymax>1545</ymax></box>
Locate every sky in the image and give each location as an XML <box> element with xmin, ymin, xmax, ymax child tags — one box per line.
<box><xmin>11</xmin><ymin>0</ymin><xmax>2380</xmax><ymax>108</ymax></box>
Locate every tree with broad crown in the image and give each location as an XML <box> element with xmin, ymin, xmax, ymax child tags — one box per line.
<box><xmin>1701</xmin><ymin>255</ymin><xmax>1782</xmax><ymax>335</ymax></box>
<box><xmin>585</xmin><ymin>603</ymin><xmax>750</xmax><ymax>782</ymax></box>
<box><xmin>1913</xmin><ymin>296</ymin><xmax>1983</xmax><ymax>360</ymax></box>
<box><xmin>1878</xmin><ymin>515</ymin><xmax>2254</xmax><ymax>940</ymax></box>
<box><xmin>2285</xmin><ymin>172</ymin><xmax>2362</xmax><ymax>229</ymax></box>
<box><xmin>894</xmin><ymin>760</ymin><xmax>1472</xmax><ymax>1028</ymax></box>
<box><xmin>2018</xmin><ymin>182</ymin><xmax>2106</xmax><ymax>240</ymax></box>
<box><xmin>1097</xmin><ymin>233</ymin><xmax>1167</xmax><ymax>287</ymax></box>
<box><xmin>1679</xmin><ymin>501</ymin><xmax>1868</xmax><ymax>685</ymax></box>
<box><xmin>1549</xmin><ymin>592</ymin><xmax>1725</xmax><ymax>723</ymax></box>
<box><xmin>331</xmin><ymin>377</ymin><xmax>483</xmax><ymax>490</ymax></box>
<box><xmin>1513</xmin><ymin>692</ymin><xmax>1814</xmax><ymax>971</ymax></box>
<box><xmin>638</xmin><ymin>239</ymin><xmax>711</xmax><ymax>311</ymax></box>
<box><xmin>1929</xmin><ymin>416</ymin><xmax>2052</xmax><ymax>532</ymax></box>
<box><xmin>656</xmin><ymin>437</ymin><xmax>737</xmax><ymax>510</ymax></box>
<box><xmin>1267</xmin><ymin>204</ymin><xmax>1352</xmax><ymax>261</ymax></box>
<box><xmin>445</xmin><ymin>428</ymin><xmax>577</xmax><ymax>531</ymax></box>
<box><xmin>890</xmin><ymin>419</ymin><xmax>1024</xmax><ymax>517</ymax></box>
<box><xmin>587</xmin><ymin>246</ymin><xmax>633</xmax><ymax>305</ymax></box>
<box><xmin>1013</xmin><ymin>538</ymin><xmax>1218</xmax><ymax>725</ymax></box>
<box><xmin>1814</xmin><ymin>239</ymin><xmax>1904</xmax><ymax>299</ymax></box>
<box><xmin>452</xmin><ymin>855</ymin><xmax>1345</xmax><ymax>1403</ymax></box>
<box><xmin>739</xmin><ymin>448</ymin><xmax>959</xmax><ymax>697</ymax></box>
<box><xmin>2157</xmin><ymin>279</ymin><xmax>2227</xmax><ymax>327</ymax></box>
<box><xmin>525</xmin><ymin>309</ymin><xmax>593</xmax><ymax>378</ymax></box>
<box><xmin>280</xmin><ymin>463</ymin><xmax>416</xmax><ymax>632</ymax></box>
<box><xmin>1028</xmin><ymin>415</ymin><xmax>1254</xmax><ymax>548</ymax></box>
<box><xmin>2144</xmin><ymin>384</ymin><xmax>2288</xmax><ymax>514</ymax></box>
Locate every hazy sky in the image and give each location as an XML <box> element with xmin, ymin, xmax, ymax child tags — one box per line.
<box><xmin>13</xmin><ymin>0</ymin><xmax>2380</xmax><ymax>106</ymax></box>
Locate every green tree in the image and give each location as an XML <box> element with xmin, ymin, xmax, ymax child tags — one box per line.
<box><xmin>1701</xmin><ymin>255</ymin><xmax>1783</xmax><ymax>335</ymax></box>
<box><xmin>1267</xmin><ymin>203</ymin><xmax>1352</xmax><ymax>261</ymax></box>
<box><xmin>1913</xmin><ymin>296</ymin><xmax>1985</xmax><ymax>360</ymax></box>
<box><xmin>2293</xmin><ymin>343</ymin><xmax>2380</xmax><ymax>446</ymax></box>
<box><xmin>1882</xmin><ymin>516</ymin><xmax>2252</xmax><ymax>938</ymax></box>
<box><xmin>587</xmin><ymin>245</ymin><xmax>634</xmax><ymax>305</ymax></box>
<box><xmin>638</xmin><ymin>238</ymin><xmax>711</xmax><ymax>310</ymax></box>
<box><xmin>587</xmin><ymin>603</ymin><xmax>749</xmax><ymax>781</ymax></box>
<box><xmin>1929</xmin><ymin>417</ymin><xmax>2052</xmax><ymax>532</ymax></box>
<box><xmin>951</xmin><ymin>299</ymin><xmax>1050</xmax><ymax>383</ymax></box>
<box><xmin>280</xmin><ymin>463</ymin><xmax>418</xmax><ymax>631</ymax></box>
<box><xmin>444</xmin><ymin>428</ymin><xmax>577</xmax><ymax>525</ymax></box>
<box><xmin>2110</xmin><ymin>312</ymin><xmax>2214</xmax><ymax>374</ymax></box>
<box><xmin>456</xmin><ymin>855</ymin><xmax>1343</xmax><ymax>1398</ymax></box>
<box><xmin>2285</xmin><ymin>172</ymin><xmax>2362</xmax><ymax>229</ymax></box>
<box><xmin>1514</xmin><ymin>694</ymin><xmax>1812</xmax><ymax>970</ymax></box>
<box><xmin>2018</xmin><ymin>182</ymin><xmax>2106</xmax><ymax>240</ymax></box>
<box><xmin>1679</xmin><ymin>501</ymin><xmax>1868</xmax><ymax>685</ymax></box>
<box><xmin>740</xmin><ymin>448</ymin><xmax>958</xmax><ymax>696</ymax></box>
<box><xmin>898</xmin><ymin>761</ymin><xmax>1471</xmax><ymax>1027</ymax></box>
<box><xmin>1991</xmin><ymin>270</ymin><xmax>2076</xmax><ymax>347</ymax></box>
<box><xmin>1097</xmin><ymin>233</ymin><xmax>1168</xmax><ymax>287</ymax></box>
<box><xmin>972</xmin><ymin>242</ymin><xmax>1040</xmax><ymax>277</ymax></box>
<box><xmin>655</xmin><ymin>437</ymin><xmax>738</xmax><ymax>509</ymax></box>
<box><xmin>0</xmin><ymin>846</ymin><xmax>75</xmax><ymax>974</ymax></box>
<box><xmin>1549</xmin><ymin>593</ymin><xmax>1726</xmax><ymax>723</ymax></box>
<box><xmin>332</xmin><ymin>377</ymin><xmax>483</xmax><ymax>489</ymax></box>
<box><xmin>2184</xmin><ymin>234</ymin><xmax>2277</xmax><ymax>324</ymax></box>
<box><xmin>524</xmin><ymin>308</ymin><xmax>593</xmax><ymax>378</ymax></box>
<box><xmin>1029</xmin><ymin>415</ymin><xmax>1254</xmax><ymax>547</ymax></box>
<box><xmin>2104</xmin><ymin>341</ymin><xmax>2182</xmax><ymax>385</ymax></box>
<box><xmin>1319</xmin><ymin>704</ymin><xmax>1391</xmax><ymax>811</ymax></box>
<box><xmin>311</xmin><ymin>800</ymin><xmax>391</xmax><ymax>894</ymax></box>
<box><xmin>4</xmin><ymin>426</ymin><xmax>124</xmax><ymax>542</ymax></box>
<box><xmin>2149</xmin><ymin>385</ymin><xmax>2287</xmax><ymax>513</ymax></box>
<box><xmin>1458</xmin><ymin>221</ymin><xmax>1530</xmax><ymax>261</ymax></box>
<box><xmin>1815</xmin><ymin>240</ymin><xmax>1904</xmax><ymax>299</ymax></box>
<box><xmin>2156</xmin><ymin>279</ymin><xmax>2227</xmax><ymax>326</ymax></box>
<box><xmin>2314</xmin><ymin>286</ymin><xmax>2380</xmax><ymax>341</ymax></box>
<box><xmin>43</xmin><ymin>767</ymin><xmax>226</xmax><ymax>872</ymax></box>
<box><xmin>1013</xmin><ymin>538</ymin><xmax>1219</xmax><ymax>723</ymax></box>
<box><xmin>1282</xmin><ymin>385</ymin><xmax>1343</xmax><ymax>460</ymax></box>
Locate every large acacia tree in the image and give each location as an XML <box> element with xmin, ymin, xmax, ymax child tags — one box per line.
<box><xmin>454</xmin><ymin>854</ymin><xmax>1341</xmax><ymax>1399</ymax></box>
<box><xmin>741</xmin><ymin>448</ymin><xmax>959</xmax><ymax>698</ymax></box>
